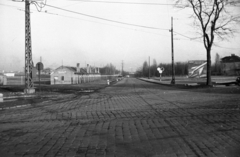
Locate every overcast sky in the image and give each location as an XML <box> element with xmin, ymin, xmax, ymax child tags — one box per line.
<box><xmin>1</xmin><ymin>0</ymin><xmax>240</xmax><ymax>72</ymax></box>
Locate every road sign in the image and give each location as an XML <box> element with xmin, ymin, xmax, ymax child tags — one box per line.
<box><xmin>36</xmin><ymin>62</ymin><xmax>44</xmax><ymax>71</ymax></box>
<box><xmin>157</xmin><ymin>67</ymin><xmax>164</xmax><ymax>74</ymax></box>
<box><xmin>157</xmin><ymin>67</ymin><xmax>164</xmax><ymax>81</ymax></box>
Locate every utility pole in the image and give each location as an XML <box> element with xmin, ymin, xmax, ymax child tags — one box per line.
<box><xmin>24</xmin><ymin>0</ymin><xmax>35</xmax><ymax>93</ymax></box>
<box><xmin>12</xmin><ymin>0</ymin><xmax>46</xmax><ymax>93</ymax></box>
<box><xmin>170</xmin><ymin>17</ymin><xmax>175</xmax><ymax>84</ymax></box>
<box><xmin>121</xmin><ymin>60</ymin><xmax>124</xmax><ymax>76</ymax></box>
<box><xmin>148</xmin><ymin>56</ymin><xmax>150</xmax><ymax>79</ymax></box>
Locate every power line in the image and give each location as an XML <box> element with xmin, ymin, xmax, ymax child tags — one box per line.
<box><xmin>41</xmin><ymin>10</ymin><xmax>170</xmax><ymax>36</ymax></box>
<box><xmin>1</xmin><ymin>2</ymin><xmax>170</xmax><ymax>36</ymax></box>
<box><xmin>68</xmin><ymin>0</ymin><xmax>240</xmax><ymax>7</ymax></box>
<box><xmin>213</xmin><ymin>44</ymin><xmax>240</xmax><ymax>50</ymax></box>
<box><xmin>45</xmin><ymin>4</ymin><xmax>169</xmax><ymax>30</ymax></box>
<box><xmin>174</xmin><ymin>31</ymin><xmax>240</xmax><ymax>49</ymax></box>
<box><xmin>0</xmin><ymin>3</ymin><xmax>23</xmax><ymax>9</ymax></box>
<box><xmin>174</xmin><ymin>31</ymin><xmax>204</xmax><ymax>41</ymax></box>
<box><xmin>44</xmin><ymin>4</ymin><xmax>240</xmax><ymax>49</ymax></box>
<box><xmin>173</xmin><ymin>31</ymin><xmax>192</xmax><ymax>39</ymax></box>
<box><xmin>68</xmin><ymin>0</ymin><xmax>176</xmax><ymax>6</ymax></box>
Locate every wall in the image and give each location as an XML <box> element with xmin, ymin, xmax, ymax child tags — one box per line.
<box><xmin>50</xmin><ymin>67</ymin><xmax>102</xmax><ymax>85</ymax></box>
<box><xmin>51</xmin><ymin>67</ymin><xmax>74</xmax><ymax>85</ymax></box>
<box><xmin>221</xmin><ymin>62</ymin><xmax>240</xmax><ymax>76</ymax></box>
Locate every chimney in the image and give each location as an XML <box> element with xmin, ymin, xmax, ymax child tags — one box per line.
<box><xmin>76</xmin><ymin>63</ymin><xmax>80</xmax><ymax>73</ymax></box>
<box><xmin>87</xmin><ymin>64</ymin><xmax>89</xmax><ymax>73</ymax></box>
<box><xmin>89</xmin><ymin>66</ymin><xmax>92</xmax><ymax>73</ymax></box>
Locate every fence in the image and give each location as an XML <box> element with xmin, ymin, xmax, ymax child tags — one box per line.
<box><xmin>51</xmin><ymin>74</ymin><xmax>119</xmax><ymax>85</ymax></box>
<box><xmin>0</xmin><ymin>74</ymin><xmax>120</xmax><ymax>86</ymax></box>
<box><xmin>1</xmin><ymin>75</ymin><xmax>50</xmax><ymax>86</ymax></box>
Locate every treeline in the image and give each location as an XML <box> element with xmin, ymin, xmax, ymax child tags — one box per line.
<box><xmin>211</xmin><ymin>53</ymin><xmax>221</xmax><ymax>75</ymax></box>
<box><xmin>99</xmin><ymin>63</ymin><xmax>120</xmax><ymax>75</ymax></box>
<box><xmin>135</xmin><ymin>53</ymin><xmax>222</xmax><ymax>78</ymax></box>
<box><xmin>135</xmin><ymin>59</ymin><xmax>188</xmax><ymax>77</ymax></box>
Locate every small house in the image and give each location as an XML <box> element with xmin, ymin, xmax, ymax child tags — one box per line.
<box><xmin>50</xmin><ymin>64</ymin><xmax>101</xmax><ymax>85</ymax></box>
<box><xmin>221</xmin><ymin>54</ymin><xmax>240</xmax><ymax>76</ymax></box>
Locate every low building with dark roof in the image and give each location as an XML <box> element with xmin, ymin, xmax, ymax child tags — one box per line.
<box><xmin>221</xmin><ymin>54</ymin><xmax>240</xmax><ymax>76</ymax></box>
<box><xmin>50</xmin><ymin>64</ymin><xmax>100</xmax><ymax>85</ymax></box>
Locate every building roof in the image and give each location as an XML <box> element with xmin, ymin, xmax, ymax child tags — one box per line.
<box><xmin>55</xmin><ymin>66</ymin><xmax>77</xmax><ymax>72</ymax></box>
<box><xmin>54</xmin><ymin>65</ymin><xmax>101</xmax><ymax>75</ymax></box>
<box><xmin>55</xmin><ymin>66</ymin><xmax>88</xmax><ymax>74</ymax></box>
<box><xmin>221</xmin><ymin>54</ymin><xmax>240</xmax><ymax>63</ymax></box>
<box><xmin>75</xmin><ymin>68</ymin><xmax>88</xmax><ymax>74</ymax></box>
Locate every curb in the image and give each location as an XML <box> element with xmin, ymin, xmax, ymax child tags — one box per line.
<box><xmin>3</xmin><ymin>95</ymin><xmax>37</xmax><ymax>100</ymax></box>
<box><xmin>0</xmin><ymin>104</ymin><xmax>31</xmax><ymax>111</ymax></box>
<box><xmin>138</xmin><ymin>78</ymin><xmax>185</xmax><ymax>87</ymax></box>
<box><xmin>138</xmin><ymin>78</ymin><xmax>217</xmax><ymax>87</ymax></box>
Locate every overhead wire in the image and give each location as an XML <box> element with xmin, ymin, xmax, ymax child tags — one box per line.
<box><xmin>45</xmin><ymin>4</ymin><xmax>169</xmax><ymax>31</ymax></box>
<box><xmin>173</xmin><ymin>31</ymin><xmax>193</xmax><ymax>39</ymax></box>
<box><xmin>213</xmin><ymin>44</ymin><xmax>240</xmax><ymax>50</ymax></box>
<box><xmin>68</xmin><ymin>0</ymin><xmax>176</xmax><ymax>6</ymax></box>
<box><xmin>31</xmin><ymin>0</ymin><xmax>47</xmax><ymax>12</ymax></box>
<box><xmin>174</xmin><ymin>31</ymin><xmax>240</xmax><ymax>49</ymax></box>
<box><xmin>0</xmin><ymin>2</ymin><xmax>170</xmax><ymax>37</ymax></box>
<box><xmin>40</xmin><ymin>10</ymin><xmax>170</xmax><ymax>37</ymax></box>
<box><xmin>0</xmin><ymin>2</ymin><xmax>23</xmax><ymax>9</ymax></box>
<box><xmin>67</xmin><ymin>0</ymin><xmax>240</xmax><ymax>7</ymax></box>
<box><xmin>4</xmin><ymin>1</ymin><xmax>240</xmax><ymax>50</ymax></box>
<box><xmin>2</xmin><ymin>1</ymin><xmax>169</xmax><ymax>31</ymax></box>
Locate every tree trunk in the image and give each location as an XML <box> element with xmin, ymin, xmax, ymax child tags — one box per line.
<box><xmin>206</xmin><ymin>49</ymin><xmax>212</xmax><ymax>86</ymax></box>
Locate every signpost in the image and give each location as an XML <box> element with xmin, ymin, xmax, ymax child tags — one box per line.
<box><xmin>157</xmin><ymin>67</ymin><xmax>164</xmax><ymax>81</ymax></box>
<box><xmin>36</xmin><ymin>62</ymin><xmax>44</xmax><ymax>92</ymax></box>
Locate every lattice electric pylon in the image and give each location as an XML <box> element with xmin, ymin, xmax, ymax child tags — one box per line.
<box><xmin>13</xmin><ymin>0</ymin><xmax>46</xmax><ymax>93</ymax></box>
<box><xmin>25</xmin><ymin>0</ymin><xmax>33</xmax><ymax>90</ymax></box>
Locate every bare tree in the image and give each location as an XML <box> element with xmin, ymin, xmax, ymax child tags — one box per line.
<box><xmin>151</xmin><ymin>59</ymin><xmax>158</xmax><ymax>77</ymax></box>
<box><xmin>142</xmin><ymin>61</ymin><xmax>148</xmax><ymax>77</ymax></box>
<box><xmin>175</xmin><ymin>0</ymin><xmax>240</xmax><ymax>85</ymax></box>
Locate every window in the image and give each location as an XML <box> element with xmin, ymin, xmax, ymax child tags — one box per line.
<box><xmin>61</xmin><ymin>76</ymin><xmax>64</xmax><ymax>81</ymax></box>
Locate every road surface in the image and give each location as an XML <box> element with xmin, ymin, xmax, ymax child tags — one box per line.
<box><xmin>0</xmin><ymin>78</ymin><xmax>240</xmax><ymax>157</ymax></box>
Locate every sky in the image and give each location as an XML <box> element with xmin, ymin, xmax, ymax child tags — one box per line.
<box><xmin>1</xmin><ymin>0</ymin><xmax>240</xmax><ymax>72</ymax></box>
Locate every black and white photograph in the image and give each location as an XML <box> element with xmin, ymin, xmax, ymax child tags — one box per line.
<box><xmin>0</xmin><ymin>0</ymin><xmax>240</xmax><ymax>156</ymax></box>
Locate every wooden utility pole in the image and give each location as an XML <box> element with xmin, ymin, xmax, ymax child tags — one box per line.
<box><xmin>122</xmin><ymin>60</ymin><xmax>123</xmax><ymax>76</ymax></box>
<box><xmin>148</xmin><ymin>56</ymin><xmax>150</xmax><ymax>79</ymax></box>
<box><xmin>170</xmin><ymin>17</ymin><xmax>175</xmax><ymax>84</ymax></box>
